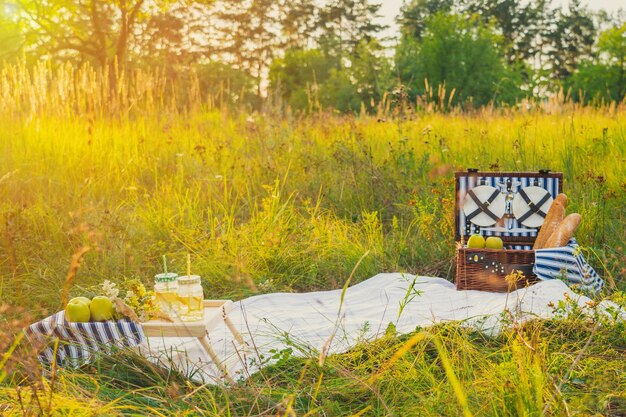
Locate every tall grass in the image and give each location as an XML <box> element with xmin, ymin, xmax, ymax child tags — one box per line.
<box><xmin>0</xmin><ymin>61</ymin><xmax>625</xmax><ymax>416</ymax></box>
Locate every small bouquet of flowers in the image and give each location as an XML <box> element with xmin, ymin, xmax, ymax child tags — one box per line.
<box><xmin>101</xmin><ymin>279</ymin><xmax>170</xmax><ymax>322</ymax></box>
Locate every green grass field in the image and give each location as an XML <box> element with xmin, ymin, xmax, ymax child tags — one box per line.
<box><xmin>1</xmin><ymin>64</ymin><xmax>625</xmax><ymax>416</ymax></box>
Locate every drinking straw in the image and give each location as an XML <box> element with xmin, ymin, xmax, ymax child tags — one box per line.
<box><xmin>162</xmin><ymin>255</ymin><xmax>168</xmax><ymax>274</ymax></box>
<box><xmin>187</xmin><ymin>253</ymin><xmax>191</xmax><ymax>277</ymax></box>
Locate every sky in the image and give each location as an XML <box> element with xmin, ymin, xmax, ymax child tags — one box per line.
<box><xmin>377</xmin><ymin>0</ymin><xmax>625</xmax><ymax>41</ymax></box>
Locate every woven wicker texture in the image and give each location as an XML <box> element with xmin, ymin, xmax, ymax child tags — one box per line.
<box><xmin>454</xmin><ymin>171</ymin><xmax>563</xmax><ymax>292</ymax></box>
<box><xmin>456</xmin><ymin>248</ymin><xmax>538</xmax><ymax>292</ymax></box>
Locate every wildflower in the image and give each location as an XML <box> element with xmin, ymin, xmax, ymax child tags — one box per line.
<box><xmin>135</xmin><ymin>284</ymin><xmax>147</xmax><ymax>298</ymax></box>
<box><xmin>505</xmin><ymin>270</ymin><xmax>525</xmax><ymax>287</ymax></box>
<box><xmin>102</xmin><ymin>280</ymin><xmax>120</xmax><ymax>299</ymax></box>
<box><xmin>124</xmin><ymin>290</ymin><xmax>137</xmax><ymax>305</ymax></box>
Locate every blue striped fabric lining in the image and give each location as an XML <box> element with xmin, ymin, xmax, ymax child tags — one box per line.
<box><xmin>458</xmin><ymin>175</ymin><xmax>560</xmax><ymax>238</ymax></box>
<box><xmin>25</xmin><ymin>311</ymin><xmax>146</xmax><ymax>368</ymax></box>
<box><xmin>534</xmin><ymin>238</ymin><xmax>604</xmax><ymax>293</ymax></box>
<box><xmin>506</xmin><ymin>245</ymin><xmax>533</xmax><ymax>250</ymax></box>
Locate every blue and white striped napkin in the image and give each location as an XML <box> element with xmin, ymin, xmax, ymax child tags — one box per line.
<box><xmin>25</xmin><ymin>311</ymin><xmax>145</xmax><ymax>368</ymax></box>
<box><xmin>534</xmin><ymin>238</ymin><xmax>604</xmax><ymax>293</ymax></box>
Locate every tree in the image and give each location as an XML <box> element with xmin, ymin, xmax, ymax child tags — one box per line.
<box><xmin>10</xmin><ymin>0</ymin><xmax>145</xmax><ymax>67</ymax></box>
<box><xmin>565</xmin><ymin>62</ymin><xmax>622</xmax><ymax>104</ymax></box>
<box><xmin>565</xmin><ymin>22</ymin><xmax>626</xmax><ymax>103</ymax></box>
<box><xmin>319</xmin><ymin>67</ymin><xmax>359</xmax><ymax>111</ymax></box>
<box><xmin>316</xmin><ymin>39</ymin><xmax>392</xmax><ymax>112</ymax></box>
<box><xmin>544</xmin><ymin>0</ymin><xmax>596</xmax><ymax>82</ymax></box>
<box><xmin>137</xmin><ymin>8</ymin><xmax>185</xmax><ymax>65</ymax></box>
<box><xmin>270</xmin><ymin>40</ymin><xmax>392</xmax><ymax>113</ymax></box>
<box><xmin>7</xmin><ymin>0</ymin><xmax>214</xmax><ymax>67</ymax></box>
<box><xmin>461</xmin><ymin>0</ymin><xmax>550</xmax><ymax>67</ymax></box>
<box><xmin>397</xmin><ymin>0</ymin><xmax>455</xmax><ymax>41</ymax></box>
<box><xmin>269</xmin><ymin>48</ymin><xmax>338</xmax><ymax>110</ymax></box>
<box><xmin>195</xmin><ymin>62</ymin><xmax>257</xmax><ymax>107</ymax></box>
<box><xmin>214</xmin><ymin>0</ymin><xmax>282</xmax><ymax>99</ymax></box>
<box><xmin>317</xmin><ymin>0</ymin><xmax>386</xmax><ymax>58</ymax></box>
<box><xmin>135</xmin><ymin>2</ymin><xmax>219</xmax><ymax>65</ymax></box>
<box><xmin>398</xmin><ymin>0</ymin><xmax>550</xmax><ymax>97</ymax></box>
<box><xmin>281</xmin><ymin>0</ymin><xmax>318</xmax><ymax>49</ymax></box>
<box><xmin>395</xmin><ymin>12</ymin><xmax>523</xmax><ymax>107</ymax></box>
<box><xmin>269</xmin><ymin>0</ymin><xmax>390</xmax><ymax>112</ymax></box>
<box><xmin>597</xmin><ymin>22</ymin><xmax>626</xmax><ymax>101</ymax></box>
<box><xmin>342</xmin><ymin>39</ymin><xmax>393</xmax><ymax>110</ymax></box>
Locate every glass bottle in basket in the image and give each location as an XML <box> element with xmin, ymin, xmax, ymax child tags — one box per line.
<box><xmin>154</xmin><ymin>273</ymin><xmax>180</xmax><ymax>317</ymax></box>
<box><xmin>177</xmin><ymin>275</ymin><xmax>204</xmax><ymax>322</ymax></box>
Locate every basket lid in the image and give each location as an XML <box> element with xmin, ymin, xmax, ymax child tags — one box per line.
<box><xmin>454</xmin><ymin>170</ymin><xmax>563</xmax><ymax>244</ymax></box>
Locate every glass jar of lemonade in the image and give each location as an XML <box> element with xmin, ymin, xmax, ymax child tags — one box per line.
<box><xmin>154</xmin><ymin>273</ymin><xmax>179</xmax><ymax>317</ymax></box>
<box><xmin>177</xmin><ymin>275</ymin><xmax>204</xmax><ymax>322</ymax></box>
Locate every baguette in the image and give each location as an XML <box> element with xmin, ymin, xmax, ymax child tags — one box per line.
<box><xmin>533</xmin><ymin>193</ymin><xmax>567</xmax><ymax>250</ymax></box>
<box><xmin>544</xmin><ymin>213</ymin><xmax>581</xmax><ymax>249</ymax></box>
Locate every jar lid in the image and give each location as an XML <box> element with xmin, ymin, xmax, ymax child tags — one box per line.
<box><xmin>155</xmin><ymin>272</ymin><xmax>178</xmax><ymax>283</ymax></box>
<box><xmin>178</xmin><ymin>275</ymin><xmax>201</xmax><ymax>285</ymax></box>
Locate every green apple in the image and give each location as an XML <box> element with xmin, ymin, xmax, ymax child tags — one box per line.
<box><xmin>467</xmin><ymin>234</ymin><xmax>485</xmax><ymax>249</ymax></box>
<box><xmin>89</xmin><ymin>296</ymin><xmax>114</xmax><ymax>321</ymax></box>
<box><xmin>65</xmin><ymin>299</ymin><xmax>91</xmax><ymax>322</ymax></box>
<box><xmin>69</xmin><ymin>296</ymin><xmax>92</xmax><ymax>306</ymax></box>
<box><xmin>485</xmin><ymin>236</ymin><xmax>504</xmax><ymax>250</ymax></box>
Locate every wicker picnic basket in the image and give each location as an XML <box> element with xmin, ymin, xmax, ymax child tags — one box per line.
<box><xmin>454</xmin><ymin>170</ymin><xmax>563</xmax><ymax>292</ymax></box>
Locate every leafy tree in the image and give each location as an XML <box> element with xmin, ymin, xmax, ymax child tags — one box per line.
<box><xmin>348</xmin><ymin>39</ymin><xmax>393</xmax><ymax>108</ymax></box>
<box><xmin>317</xmin><ymin>0</ymin><xmax>386</xmax><ymax>58</ymax></box>
<box><xmin>565</xmin><ymin>62</ymin><xmax>622</xmax><ymax>104</ymax></box>
<box><xmin>10</xmin><ymin>0</ymin><xmax>145</xmax><ymax>66</ymax></box>
<box><xmin>212</xmin><ymin>0</ymin><xmax>249</xmax><ymax>68</ymax></box>
<box><xmin>195</xmin><ymin>62</ymin><xmax>257</xmax><ymax>107</ymax></box>
<box><xmin>597</xmin><ymin>22</ymin><xmax>626</xmax><ymax>100</ymax></box>
<box><xmin>269</xmin><ymin>48</ymin><xmax>338</xmax><ymax>110</ymax></box>
<box><xmin>270</xmin><ymin>40</ymin><xmax>392</xmax><ymax>113</ymax></box>
<box><xmin>134</xmin><ymin>2</ymin><xmax>220</xmax><ymax>67</ymax></box>
<box><xmin>137</xmin><ymin>8</ymin><xmax>185</xmax><ymax>65</ymax></box>
<box><xmin>281</xmin><ymin>0</ymin><xmax>318</xmax><ymax>49</ymax></box>
<box><xmin>544</xmin><ymin>0</ymin><xmax>596</xmax><ymax>82</ymax></box>
<box><xmin>270</xmin><ymin>0</ymin><xmax>389</xmax><ymax>112</ymax></box>
<box><xmin>214</xmin><ymin>0</ymin><xmax>282</xmax><ymax>98</ymax></box>
<box><xmin>319</xmin><ymin>67</ymin><xmax>359</xmax><ymax>111</ymax></box>
<box><xmin>397</xmin><ymin>0</ymin><xmax>551</xmax><ymax>97</ymax></box>
<box><xmin>7</xmin><ymin>0</ymin><xmax>214</xmax><ymax>67</ymax></box>
<box><xmin>396</xmin><ymin>12</ymin><xmax>523</xmax><ymax>107</ymax></box>
<box><xmin>320</xmin><ymin>39</ymin><xmax>392</xmax><ymax>112</ymax></box>
<box><xmin>565</xmin><ymin>22</ymin><xmax>626</xmax><ymax>103</ymax></box>
<box><xmin>461</xmin><ymin>0</ymin><xmax>549</xmax><ymax>67</ymax></box>
<box><xmin>397</xmin><ymin>0</ymin><xmax>455</xmax><ymax>41</ymax></box>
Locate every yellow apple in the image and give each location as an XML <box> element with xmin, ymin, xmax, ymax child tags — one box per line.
<box><xmin>485</xmin><ymin>236</ymin><xmax>504</xmax><ymax>249</ymax></box>
<box><xmin>89</xmin><ymin>296</ymin><xmax>114</xmax><ymax>321</ymax></box>
<box><xmin>65</xmin><ymin>299</ymin><xmax>91</xmax><ymax>322</ymax></box>
<box><xmin>467</xmin><ymin>234</ymin><xmax>485</xmax><ymax>249</ymax></box>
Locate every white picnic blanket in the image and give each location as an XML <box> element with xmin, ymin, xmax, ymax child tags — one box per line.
<box><xmin>144</xmin><ymin>273</ymin><xmax>622</xmax><ymax>383</ymax></box>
